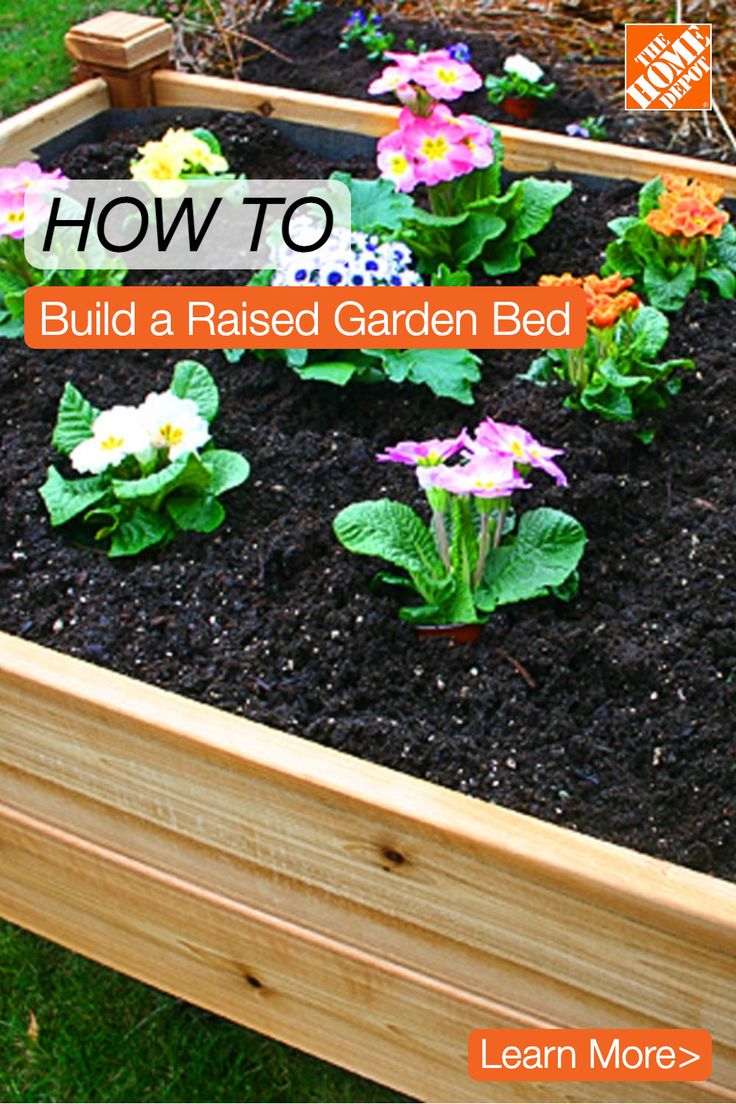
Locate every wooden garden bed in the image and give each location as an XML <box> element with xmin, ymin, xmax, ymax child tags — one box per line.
<box><xmin>0</xmin><ymin>13</ymin><xmax>735</xmax><ymax>1103</ymax></box>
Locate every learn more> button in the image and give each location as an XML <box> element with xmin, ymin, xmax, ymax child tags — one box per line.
<box><xmin>468</xmin><ymin>1029</ymin><xmax>712</xmax><ymax>1082</ymax></box>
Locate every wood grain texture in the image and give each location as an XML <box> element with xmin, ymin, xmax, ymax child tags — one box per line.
<box><xmin>65</xmin><ymin>11</ymin><xmax>172</xmax><ymax>69</ymax></box>
<box><xmin>0</xmin><ymin>79</ymin><xmax>110</xmax><ymax>165</ymax></box>
<box><xmin>151</xmin><ymin>72</ymin><xmax>736</xmax><ymax>195</ymax></box>
<box><xmin>0</xmin><ymin>632</ymin><xmax>734</xmax><ymax>1102</ymax></box>
<box><xmin>4</xmin><ymin>801</ymin><xmax>732</xmax><ymax>1104</ymax></box>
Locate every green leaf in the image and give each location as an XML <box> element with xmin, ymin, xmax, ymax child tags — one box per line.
<box><xmin>329</xmin><ymin>172</ymin><xmax>414</xmax><ymax>234</ymax></box>
<box><xmin>84</xmin><ymin>505</ymin><xmax>122</xmax><ymax>540</ymax></box>
<box><xmin>191</xmin><ymin>127</ymin><xmax>222</xmax><ymax>155</ymax></box>
<box><xmin>201</xmin><ymin>448</ymin><xmax>250</xmax><ymax>494</ymax></box>
<box><xmin>519</xmin><ymin>353</ymin><xmax>557</xmax><ymax>384</ymax></box>
<box><xmin>701</xmin><ymin>265</ymin><xmax>736</xmax><ymax>298</ymax></box>
<box><xmin>404</xmin><ymin>206</ymin><xmax>468</xmax><ymax>229</ymax></box>
<box><xmin>334</xmin><ymin>498</ymin><xmax>449</xmax><ymax>606</ymax></box>
<box><xmin>367</xmin><ymin>348</ymin><xmax>482</xmax><ymax>404</ymax></box>
<box><xmin>446</xmin><ymin>496</ymin><xmax>478</xmax><ymax>624</ymax></box>
<box><xmin>603</xmin><ymin>238</ymin><xmax>639</xmax><ymax>278</ymax></box>
<box><xmin>643</xmin><ymin>262</ymin><xmax>695</xmax><ymax>312</ymax></box>
<box><xmin>596</xmin><ymin>357</ymin><xmax>652</xmax><ymax>390</ymax></box>
<box><xmin>481</xmin><ymin>237</ymin><xmax>524</xmax><ymax>276</ymax></box>
<box><xmin>607</xmin><ymin>216</ymin><xmax>639</xmax><ymax>237</ymax></box>
<box><xmin>638</xmin><ymin>177</ymin><xmax>665</xmax><ymax>217</ymax></box>
<box><xmin>108</xmin><ymin>507</ymin><xmax>172</xmax><ymax>558</ymax></box>
<box><xmin>170</xmin><ymin>359</ymin><xmax>219</xmax><ymax>423</ymax></box>
<box><xmin>398</xmin><ymin>603</ymin><xmax>444</xmax><ymax>625</ymax></box>
<box><xmin>0</xmin><ymin>272</ymin><xmax>26</xmax><ymax>296</ymax></box>
<box><xmin>713</xmin><ymin>224</ymin><xmax>736</xmax><ymax>270</ymax></box>
<box><xmin>112</xmin><ymin>451</ymin><xmax>211</xmax><ymax>503</ymax></box>
<box><xmin>248</xmin><ymin>269</ymin><xmax>275</xmax><ymax>287</ymax></box>
<box><xmin>3</xmin><ymin>289</ymin><xmax>25</xmax><ymax>318</ymax></box>
<box><xmin>40</xmin><ymin>466</ymin><xmax>109</xmax><ymax>527</ymax></box>
<box><xmin>578</xmin><ymin>383</ymin><xmax>633</xmax><ymax>421</ymax></box>
<box><xmin>508</xmin><ymin>178</ymin><xmax>572</xmax><ymax>242</ymax></box>
<box><xmin>51</xmin><ymin>382</ymin><xmax>100</xmax><ymax>455</ymax></box>
<box><xmin>628</xmin><ymin>305</ymin><xmax>669</xmax><ymax>358</ymax></box>
<box><xmin>284</xmin><ymin>347</ymin><xmax>309</xmax><ymax>368</ymax></box>
<box><xmin>166</xmin><ymin>491</ymin><xmax>226</xmax><ymax>532</ymax></box>
<box><xmin>452</xmin><ymin>210</ymin><xmax>506</xmax><ymax>266</ymax></box>
<box><xmin>295</xmin><ymin>360</ymin><xmax>361</xmax><ymax>385</ymax></box>
<box><xmin>222</xmin><ymin>348</ymin><xmax>245</xmax><ymax>364</ymax></box>
<box><xmin>0</xmin><ymin>313</ymin><xmax>24</xmax><ymax>338</ymax></box>
<box><xmin>431</xmin><ymin>264</ymin><xmax>471</xmax><ymax>286</ymax></box>
<box><xmin>476</xmin><ymin>507</ymin><xmax>586</xmax><ymax>613</ymax></box>
<box><xmin>371</xmin><ymin>570</ymin><xmax>414</xmax><ymax>593</ymax></box>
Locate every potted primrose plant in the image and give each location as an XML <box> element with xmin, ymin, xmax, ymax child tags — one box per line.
<box><xmin>484</xmin><ymin>53</ymin><xmax>556</xmax><ymax>121</ymax></box>
<box><xmin>0</xmin><ymin>162</ymin><xmax>126</xmax><ymax>338</ymax></box>
<box><xmin>334</xmin><ymin>419</ymin><xmax>586</xmax><ymax>642</ymax></box>
<box><xmin>604</xmin><ymin>175</ymin><xmax>736</xmax><ymax>312</ymax></box>
<box><xmin>366</xmin><ymin>48</ymin><xmax>570</xmax><ymax>276</ymax></box>
<box><xmin>524</xmin><ymin>271</ymin><xmax>695</xmax><ymax>433</ymax></box>
<box><xmin>40</xmin><ymin>361</ymin><xmax>250</xmax><ymax>558</ymax></box>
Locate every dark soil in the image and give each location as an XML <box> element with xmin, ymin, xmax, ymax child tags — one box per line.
<box><xmin>181</xmin><ymin>0</ymin><xmax>728</xmax><ymax>161</ymax></box>
<box><xmin>236</xmin><ymin>4</ymin><xmax>603</xmax><ymax>135</ymax></box>
<box><xmin>2</xmin><ymin>112</ymin><xmax>735</xmax><ymax>882</ymax></box>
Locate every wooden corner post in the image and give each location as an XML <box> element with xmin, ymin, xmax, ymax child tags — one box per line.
<box><xmin>65</xmin><ymin>11</ymin><xmax>173</xmax><ymax>109</ymax></box>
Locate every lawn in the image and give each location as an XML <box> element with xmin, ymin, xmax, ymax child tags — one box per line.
<box><xmin>0</xmin><ymin>0</ymin><xmax>153</xmax><ymax>118</ymax></box>
<box><xmin>0</xmin><ymin>921</ymin><xmax>404</xmax><ymax>1102</ymax></box>
<box><xmin>0</xmin><ymin>4</ymin><xmax>403</xmax><ymax>1101</ymax></box>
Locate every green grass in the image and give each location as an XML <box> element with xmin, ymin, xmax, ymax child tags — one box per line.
<box><xmin>0</xmin><ymin>0</ymin><xmax>151</xmax><ymax>117</ymax></box>
<box><xmin>0</xmin><ymin>7</ymin><xmax>407</xmax><ymax>1101</ymax></box>
<box><xmin>0</xmin><ymin>920</ymin><xmax>406</xmax><ymax>1102</ymax></box>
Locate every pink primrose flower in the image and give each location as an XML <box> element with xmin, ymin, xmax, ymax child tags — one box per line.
<box><xmin>432</xmin><ymin>106</ymin><xmax>495</xmax><ymax>169</ymax></box>
<box><xmin>0</xmin><ymin>162</ymin><xmax>69</xmax><ymax>194</ymax></box>
<box><xmin>401</xmin><ymin>111</ymin><xmax>475</xmax><ymax>186</ymax></box>
<box><xmin>0</xmin><ymin>188</ymin><xmax>50</xmax><ymax>239</ymax></box>
<box><xmin>376</xmin><ymin>432</ymin><xmax>469</xmax><ymax>467</ymax></box>
<box><xmin>431</xmin><ymin>452</ymin><xmax>531</xmax><ymax>499</ymax></box>
<box><xmin>471</xmin><ymin>418</ymin><xmax>568</xmax><ymax>487</ymax></box>
<box><xmin>413</xmin><ymin>53</ymin><xmax>483</xmax><ymax>101</ymax></box>
<box><xmin>368</xmin><ymin>66</ymin><xmax>414</xmax><ymax>97</ymax></box>
<box><xmin>376</xmin><ymin>138</ymin><xmax>417</xmax><ymax>192</ymax></box>
<box><xmin>382</xmin><ymin>51</ymin><xmax>424</xmax><ymax>73</ymax></box>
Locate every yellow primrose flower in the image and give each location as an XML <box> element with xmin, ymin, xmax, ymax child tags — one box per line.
<box><xmin>159</xmin><ymin>128</ymin><xmax>229</xmax><ymax>175</ymax></box>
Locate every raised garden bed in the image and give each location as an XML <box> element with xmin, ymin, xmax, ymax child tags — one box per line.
<box><xmin>1</xmin><ymin>12</ymin><xmax>735</xmax><ymax>1104</ymax></box>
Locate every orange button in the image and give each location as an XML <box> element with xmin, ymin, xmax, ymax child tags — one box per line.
<box><xmin>468</xmin><ymin>1029</ymin><xmax>712</xmax><ymax>1082</ymax></box>
<box><xmin>23</xmin><ymin>284</ymin><xmax>587</xmax><ymax>350</ymax></box>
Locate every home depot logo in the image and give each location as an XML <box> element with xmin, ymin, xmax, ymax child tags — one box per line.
<box><xmin>625</xmin><ymin>24</ymin><xmax>712</xmax><ymax>110</ymax></box>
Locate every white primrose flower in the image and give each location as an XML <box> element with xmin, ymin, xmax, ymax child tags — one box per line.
<box><xmin>503</xmin><ymin>53</ymin><xmax>545</xmax><ymax>83</ymax></box>
<box><xmin>70</xmin><ymin>405</ymin><xmax>151</xmax><ymax>474</ymax></box>
<box><xmin>139</xmin><ymin>391</ymin><xmax>210</xmax><ymax>460</ymax></box>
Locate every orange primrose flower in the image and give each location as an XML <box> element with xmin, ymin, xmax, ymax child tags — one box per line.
<box><xmin>538</xmin><ymin>271</ymin><xmax>641</xmax><ymax>329</ymax></box>
<box><xmin>538</xmin><ymin>272</ymin><xmax>582</xmax><ymax>289</ymax></box>
<box><xmin>645</xmin><ymin>176</ymin><xmax>730</xmax><ymax>239</ymax></box>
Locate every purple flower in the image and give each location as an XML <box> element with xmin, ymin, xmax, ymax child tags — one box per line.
<box><xmin>376</xmin><ymin>431</ymin><xmax>468</xmax><ymax>467</ymax></box>
<box><xmin>471</xmin><ymin>418</ymin><xmax>568</xmax><ymax>487</ymax></box>
<box><xmin>431</xmin><ymin>453</ymin><xmax>530</xmax><ymax>499</ymax></box>
<box><xmin>565</xmin><ymin>122</ymin><xmax>590</xmax><ymax>139</ymax></box>
<box><xmin>447</xmin><ymin>42</ymin><xmax>471</xmax><ymax>63</ymax></box>
<box><xmin>345</xmin><ymin>9</ymin><xmax>367</xmax><ymax>27</ymax></box>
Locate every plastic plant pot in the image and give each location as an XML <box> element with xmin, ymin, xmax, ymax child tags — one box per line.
<box><xmin>415</xmin><ymin>622</ymin><xmax>483</xmax><ymax>644</ymax></box>
<box><xmin>501</xmin><ymin>96</ymin><xmax>538</xmax><ymax>121</ymax></box>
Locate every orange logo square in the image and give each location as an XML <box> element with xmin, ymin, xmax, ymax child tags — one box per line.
<box><xmin>625</xmin><ymin>23</ymin><xmax>711</xmax><ymax>110</ymax></box>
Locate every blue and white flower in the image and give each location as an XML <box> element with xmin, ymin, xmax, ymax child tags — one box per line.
<box><xmin>271</xmin><ymin>229</ymin><xmax>423</xmax><ymax>288</ymax></box>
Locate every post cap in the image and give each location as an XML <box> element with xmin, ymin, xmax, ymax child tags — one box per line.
<box><xmin>65</xmin><ymin>11</ymin><xmax>172</xmax><ymax>70</ymax></box>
